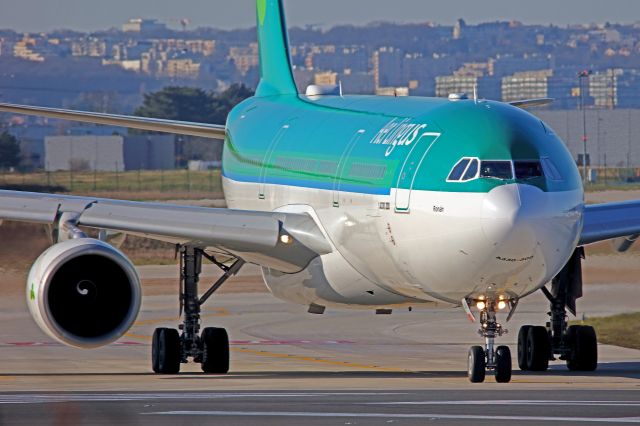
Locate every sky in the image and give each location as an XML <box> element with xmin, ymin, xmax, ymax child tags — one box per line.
<box><xmin>0</xmin><ymin>0</ymin><xmax>640</xmax><ymax>33</ymax></box>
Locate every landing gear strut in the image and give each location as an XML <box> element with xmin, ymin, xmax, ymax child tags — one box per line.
<box><xmin>518</xmin><ymin>247</ymin><xmax>597</xmax><ymax>373</ymax></box>
<box><xmin>151</xmin><ymin>246</ymin><xmax>244</xmax><ymax>374</ymax></box>
<box><xmin>465</xmin><ymin>297</ymin><xmax>512</xmax><ymax>383</ymax></box>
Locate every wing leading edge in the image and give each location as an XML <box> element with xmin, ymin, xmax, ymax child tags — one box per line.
<box><xmin>580</xmin><ymin>200</ymin><xmax>640</xmax><ymax>245</ymax></box>
<box><xmin>0</xmin><ymin>190</ymin><xmax>332</xmax><ymax>273</ymax></box>
<box><xmin>0</xmin><ymin>103</ymin><xmax>226</xmax><ymax>140</ymax></box>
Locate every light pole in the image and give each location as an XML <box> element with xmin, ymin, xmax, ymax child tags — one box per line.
<box><xmin>578</xmin><ymin>69</ymin><xmax>592</xmax><ymax>184</ymax></box>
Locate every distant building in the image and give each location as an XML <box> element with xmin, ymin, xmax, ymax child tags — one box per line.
<box><xmin>157</xmin><ymin>58</ymin><xmax>201</xmax><ymax>79</ymax></box>
<box><xmin>44</xmin><ymin>135</ymin><xmax>175</xmax><ymax>171</ymax></box>
<box><xmin>123</xmin><ymin>135</ymin><xmax>175</xmax><ymax>170</ymax></box>
<box><xmin>314</xmin><ymin>71</ymin><xmax>338</xmax><ymax>86</ymax></box>
<box><xmin>534</xmin><ymin>109</ymin><xmax>640</xmax><ymax>167</ymax></box>
<box><xmin>229</xmin><ymin>43</ymin><xmax>259</xmax><ymax>75</ymax></box>
<box><xmin>453</xmin><ymin>19</ymin><xmax>466</xmax><ymax>40</ymax></box>
<box><xmin>102</xmin><ymin>59</ymin><xmax>142</xmax><ymax>72</ymax></box>
<box><xmin>13</xmin><ymin>36</ymin><xmax>45</xmax><ymax>62</ymax></box>
<box><xmin>501</xmin><ymin>70</ymin><xmax>553</xmax><ymax>102</ymax></box>
<box><xmin>45</xmin><ymin>136</ymin><xmax>125</xmax><ymax>171</ymax></box>
<box><xmin>341</xmin><ymin>71</ymin><xmax>375</xmax><ymax>94</ymax></box>
<box><xmin>375</xmin><ymin>87</ymin><xmax>409</xmax><ymax>97</ymax></box>
<box><xmin>436</xmin><ymin>75</ymin><xmax>477</xmax><ymax>98</ymax></box>
<box><xmin>589</xmin><ymin>69</ymin><xmax>623</xmax><ymax>109</ymax></box>
<box><xmin>71</xmin><ymin>38</ymin><xmax>107</xmax><ymax>57</ymax></box>
<box><xmin>122</xmin><ymin>19</ymin><xmax>167</xmax><ymax>34</ymax></box>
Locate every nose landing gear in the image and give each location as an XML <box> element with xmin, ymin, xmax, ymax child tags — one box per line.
<box><xmin>463</xmin><ymin>297</ymin><xmax>514</xmax><ymax>383</ymax></box>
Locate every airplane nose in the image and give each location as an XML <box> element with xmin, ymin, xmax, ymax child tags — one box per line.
<box><xmin>481</xmin><ymin>184</ymin><xmax>542</xmax><ymax>254</ymax></box>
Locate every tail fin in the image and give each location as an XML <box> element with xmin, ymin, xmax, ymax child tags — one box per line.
<box><xmin>255</xmin><ymin>0</ymin><xmax>298</xmax><ymax>97</ymax></box>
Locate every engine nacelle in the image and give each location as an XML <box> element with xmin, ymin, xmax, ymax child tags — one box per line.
<box><xmin>27</xmin><ymin>238</ymin><xmax>142</xmax><ymax>348</ymax></box>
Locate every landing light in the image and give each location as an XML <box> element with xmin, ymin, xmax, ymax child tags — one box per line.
<box><xmin>280</xmin><ymin>234</ymin><xmax>293</xmax><ymax>245</ymax></box>
<box><xmin>498</xmin><ymin>301</ymin><xmax>507</xmax><ymax>310</ymax></box>
<box><xmin>476</xmin><ymin>301</ymin><xmax>486</xmax><ymax>310</ymax></box>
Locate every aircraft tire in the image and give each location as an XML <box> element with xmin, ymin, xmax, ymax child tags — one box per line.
<box><xmin>495</xmin><ymin>345</ymin><xmax>512</xmax><ymax>383</ymax></box>
<box><xmin>468</xmin><ymin>346</ymin><xmax>486</xmax><ymax>383</ymax></box>
<box><xmin>517</xmin><ymin>325</ymin><xmax>532</xmax><ymax>371</ymax></box>
<box><xmin>152</xmin><ymin>328</ymin><xmax>181</xmax><ymax>374</ymax></box>
<box><xmin>526</xmin><ymin>326</ymin><xmax>550</xmax><ymax>371</ymax></box>
<box><xmin>201</xmin><ymin>327</ymin><xmax>230</xmax><ymax>374</ymax></box>
<box><xmin>566</xmin><ymin>325</ymin><xmax>598</xmax><ymax>371</ymax></box>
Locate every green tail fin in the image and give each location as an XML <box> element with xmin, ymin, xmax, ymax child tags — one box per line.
<box><xmin>255</xmin><ymin>0</ymin><xmax>298</xmax><ymax>97</ymax></box>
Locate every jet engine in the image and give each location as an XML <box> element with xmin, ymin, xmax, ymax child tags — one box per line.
<box><xmin>27</xmin><ymin>238</ymin><xmax>141</xmax><ymax>348</ymax></box>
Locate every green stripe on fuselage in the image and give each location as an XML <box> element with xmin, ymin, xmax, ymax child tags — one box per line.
<box><xmin>223</xmin><ymin>95</ymin><xmax>582</xmax><ymax>195</ymax></box>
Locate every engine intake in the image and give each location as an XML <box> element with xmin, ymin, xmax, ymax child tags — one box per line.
<box><xmin>27</xmin><ymin>238</ymin><xmax>141</xmax><ymax>348</ymax></box>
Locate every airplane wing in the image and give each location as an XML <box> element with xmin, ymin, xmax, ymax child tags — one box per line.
<box><xmin>509</xmin><ymin>98</ymin><xmax>554</xmax><ymax>109</ymax></box>
<box><xmin>0</xmin><ymin>103</ymin><xmax>226</xmax><ymax>139</ymax></box>
<box><xmin>0</xmin><ymin>190</ymin><xmax>332</xmax><ymax>273</ymax></box>
<box><xmin>579</xmin><ymin>201</ymin><xmax>640</xmax><ymax>245</ymax></box>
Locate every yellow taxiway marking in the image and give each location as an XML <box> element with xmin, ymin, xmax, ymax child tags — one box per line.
<box><xmin>132</xmin><ymin>308</ymin><xmax>229</xmax><ymax>327</ymax></box>
<box><xmin>230</xmin><ymin>347</ymin><xmax>406</xmax><ymax>372</ymax></box>
<box><xmin>124</xmin><ymin>307</ymin><xmax>404</xmax><ymax>372</ymax></box>
<box><xmin>124</xmin><ymin>308</ymin><xmax>229</xmax><ymax>340</ymax></box>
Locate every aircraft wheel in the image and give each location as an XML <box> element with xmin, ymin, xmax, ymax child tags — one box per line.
<box><xmin>526</xmin><ymin>326</ymin><xmax>550</xmax><ymax>371</ymax></box>
<box><xmin>152</xmin><ymin>328</ymin><xmax>181</xmax><ymax>374</ymax></box>
<box><xmin>495</xmin><ymin>345</ymin><xmax>512</xmax><ymax>383</ymax></box>
<box><xmin>566</xmin><ymin>325</ymin><xmax>598</xmax><ymax>371</ymax></box>
<box><xmin>517</xmin><ymin>325</ymin><xmax>532</xmax><ymax>371</ymax></box>
<box><xmin>468</xmin><ymin>346</ymin><xmax>486</xmax><ymax>383</ymax></box>
<box><xmin>201</xmin><ymin>327</ymin><xmax>230</xmax><ymax>374</ymax></box>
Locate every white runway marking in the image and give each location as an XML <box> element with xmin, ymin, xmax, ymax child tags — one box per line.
<box><xmin>143</xmin><ymin>411</ymin><xmax>640</xmax><ymax>423</ymax></box>
<box><xmin>0</xmin><ymin>392</ymin><xmax>404</xmax><ymax>404</ymax></box>
<box><xmin>368</xmin><ymin>400</ymin><xmax>640</xmax><ymax>407</ymax></box>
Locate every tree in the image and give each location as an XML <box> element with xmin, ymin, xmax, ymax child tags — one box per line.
<box><xmin>133</xmin><ymin>85</ymin><xmax>254</xmax><ymax>166</ymax></box>
<box><xmin>0</xmin><ymin>132</ymin><xmax>21</xmax><ymax>169</ymax></box>
<box><xmin>134</xmin><ymin>86</ymin><xmax>214</xmax><ymax>124</ymax></box>
<box><xmin>209</xmin><ymin>84</ymin><xmax>255</xmax><ymax>124</ymax></box>
<box><xmin>134</xmin><ymin>84</ymin><xmax>254</xmax><ymax>125</ymax></box>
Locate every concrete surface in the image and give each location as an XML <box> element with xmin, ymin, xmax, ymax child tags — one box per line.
<box><xmin>0</xmin><ymin>264</ymin><xmax>638</xmax><ymax>424</ymax></box>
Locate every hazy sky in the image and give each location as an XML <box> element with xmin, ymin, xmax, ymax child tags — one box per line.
<box><xmin>0</xmin><ymin>0</ymin><xmax>640</xmax><ymax>33</ymax></box>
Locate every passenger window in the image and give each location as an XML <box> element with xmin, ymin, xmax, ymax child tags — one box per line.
<box><xmin>462</xmin><ymin>159</ymin><xmax>479</xmax><ymax>181</ymax></box>
<box><xmin>541</xmin><ymin>157</ymin><xmax>563</xmax><ymax>181</ymax></box>
<box><xmin>514</xmin><ymin>161</ymin><xmax>543</xmax><ymax>180</ymax></box>
<box><xmin>448</xmin><ymin>158</ymin><xmax>470</xmax><ymax>181</ymax></box>
<box><xmin>480</xmin><ymin>161</ymin><xmax>513</xmax><ymax>180</ymax></box>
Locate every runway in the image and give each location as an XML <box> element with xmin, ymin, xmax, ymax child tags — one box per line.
<box><xmin>0</xmin><ymin>265</ymin><xmax>638</xmax><ymax>424</ymax></box>
<box><xmin>1</xmin><ymin>390</ymin><xmax>640</xmax><ymax>425</ymax></box>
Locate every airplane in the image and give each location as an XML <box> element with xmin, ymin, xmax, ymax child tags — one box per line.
<box><xmin>0</xmin><ymin>0</ymin><xmax>637</xmax><ymax>384</ymax></box>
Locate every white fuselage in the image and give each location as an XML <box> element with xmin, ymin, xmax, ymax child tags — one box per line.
<box><xmin>223</xmin><ymin>176</ymin><xmax>584</xmax><ymax>309</ymax></box>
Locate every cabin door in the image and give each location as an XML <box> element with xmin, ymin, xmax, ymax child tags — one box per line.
<box><xmin>332</xmin><ymin>129</ymin><xmax>366</xmax><ymax>207</ymax></box>
<box><xmin>394</xmin><ymin>131</ymin><xmax>442</xmax><ymax>212</ymax></box>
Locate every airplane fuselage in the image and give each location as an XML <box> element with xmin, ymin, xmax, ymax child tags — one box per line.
<box><xmin>222</xmin><ymin>93</ymin><xmax>584</xmax><ymax>308</ymax></box>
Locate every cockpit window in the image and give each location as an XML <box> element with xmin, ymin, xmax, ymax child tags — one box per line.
<box><xmin>541</xmin><ymin>157</ymin><xmax>563</xmax><ymax>181</ymax></box>
<box><xmin>447</xmin><ymin>158</ymin><xmax>470</xmax><ymax>181</ymax></box>
<box><xmin>447</xmin><ymin>157</ymin><xmax>557</xmax><ymax>183</ymax></box>
<box><xmin>480</xmin><ymin>161</ymin><xmax>513</xmax><ymax>180</ymax></box>
<box><xmin>462</xmin><ymin>159</ymin><xmax>479</xmax><ymax>181</ymax></box>
<box><xmin>514</xmin><ymin>161</ymin><xmax>543</xmax><ymax>180</ymax></box>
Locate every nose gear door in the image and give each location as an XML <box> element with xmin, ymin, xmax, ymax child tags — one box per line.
<box><xmin>394</xmin><ymin>131</ymin><xmax>442</xmax><ymax>212</ymax></box>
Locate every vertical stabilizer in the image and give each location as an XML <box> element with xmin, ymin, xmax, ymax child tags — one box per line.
<box><xmin>255</xmin><ymin>0</ymin><xmax>298</xmax><ymax>97</ymax></box>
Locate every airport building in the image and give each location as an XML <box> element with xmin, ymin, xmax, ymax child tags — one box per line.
<box><xmin>534</xmin><ymin>109</ymin><xmax>640</xmax><ymax>167</ymax></box>
<box><xmin>44</xmin><ymin>135</ymin><xmax>175</xmax><ymax>171</ymax></box>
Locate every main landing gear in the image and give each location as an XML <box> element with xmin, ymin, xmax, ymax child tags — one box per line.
<box><xmin>151</xmin><ymin>246</ymin><xmax>244</xmax><ymax>374</ymax></box>
<box><xmin>464</xmin><ymin>297</ymin><xmax>514</xmax><ymax>383</ymax></box>
<box><xmin>518</xmin><ymin>249</ymin><xmax>597</xmax><ymax>373</ymax></box>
